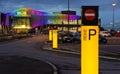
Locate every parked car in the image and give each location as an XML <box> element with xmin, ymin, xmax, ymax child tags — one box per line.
<box><xmin>115</xmin><ymin>32</ymin><xmax>120</xmax><ymax>37</ymax></box>
<box><xmin>100</xmin><ymin>31</ymin><xmax>111</xmax><ymax>37</ymax></box>
<box><xmin>109</xmin><ymin>30</ymin><xmax>117</xmax><ymax>36</ymax></box>
<box><xmin>62</xmin><ymin>33</ymin><xmax>74</xmax><ymax>43</ymax></box>
<box><xmin>99</xmin><ymin>35</ymin><xmax>107</xmax><ymax>44</ymax></box>
<box><xmin>73</xmin><ymin>33</ymin><xmax>81</xmax><ymax>43</ymax></box>
<box><xmin>72</xmin><ymin>34</ymin><xmax>107</xmax><ymax>44</ymax></box>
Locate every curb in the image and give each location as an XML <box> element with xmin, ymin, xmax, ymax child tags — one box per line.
<box><xmin>43</xmin><ymin>47</ymin><xmax>120</xmax><ymax>61</ymax></box>
<box><xmin>45</xmin><ymin>61</ymin><xmax>58</xmax><ymax>74</ymax></box>
<box><xmin>99</xmin><ymin>55</ymin><xmax>120</xmax><ymax>61</ymax></box>
<box><xmin>43</xmin><ymin>47</ymin><xmax>80</xmax><ymax>55</ymax></box>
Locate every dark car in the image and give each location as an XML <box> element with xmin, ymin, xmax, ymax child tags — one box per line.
<box><xmin>99</xmin><ymin>35</ymin><xmax>107</xmax><ymax>44</ymax></box>
<box><xmin>62</xmin><ymin>33</ymin><xmax>74</xmax><ymax>43</ymax></box>
<box><xmin>109</xmin><ymin>30</ymin><xmax>117</xmax><ymax>36</ymax></box>
<box><xmin>72</xmin><ymin>34</ymin><xmax>107</xmax><ymax>44</ymax></box>
<box><xmin>73</xmin><ymin>34</ymin><xmax>81</xmax><ymax>43</ymax></box>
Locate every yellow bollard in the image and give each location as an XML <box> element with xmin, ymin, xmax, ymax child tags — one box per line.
<box><xmin>81</xmin><ymin>26</ymin><xmax>99</xmax><ymax>74</ymax></box>
<box><xmin>49</xmin><ymin>29</ymin><xmax>52</xmax><ymax>41</ymax></box>
<box><xmin>52</xmin><ymin>25</ymin><xmax>58</xmax><ymax>49</ymax></box>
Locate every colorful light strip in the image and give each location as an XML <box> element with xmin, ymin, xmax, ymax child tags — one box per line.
<box><xmin>6</xmin><ymin>8</ymin><xmax>80</xmax><ymax>28</ymax></box>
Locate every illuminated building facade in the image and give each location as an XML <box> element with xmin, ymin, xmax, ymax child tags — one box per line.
<box><xmin>5</xmin><ymin>8</ymin><xmax>81</xmax><ymax>33</ymax></box>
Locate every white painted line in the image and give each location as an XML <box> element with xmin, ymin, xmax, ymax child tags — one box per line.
<box><xmin>43</xmin><ymin>47</ymin><xmax>120</xmax><ymax>61</ymax></box>
<box><xmin>100</xmin><ymin>45</ymin><xmax>120</xmax><ymax>46</ymax></box>
<box><xmin>43</xmin><ymin>48</ymin><xmax>80</xmax><ymax>55</ymax></box>
<box><xmin>100</xmin><ymin>56</ymin><xmax>120</xmax><ymax>61</ymax></box>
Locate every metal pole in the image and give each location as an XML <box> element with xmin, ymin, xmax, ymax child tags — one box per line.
<box><xmin>77</xmin><ymin>19</ymin><xmax>78</xmax><ymax>32</ymax></box>
<box><xmin>112</xmin><ymin>3</ymin><xmax>116</xmax><ymax>30</ymax></box>
<box><xmin>68</xmin><ymin>0</ymin><xmax>70</xmax><ymax>32</ymax></box>
<box><xmin>113</xmin><ymin>6</ymin><xmax>114</xmax><ymax>30</ymax></box>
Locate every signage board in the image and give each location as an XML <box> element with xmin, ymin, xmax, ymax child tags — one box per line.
<box><xmin>81</xmin><ymin>6</ymin><xmax>98</xmax><ymax>25</ymax></box>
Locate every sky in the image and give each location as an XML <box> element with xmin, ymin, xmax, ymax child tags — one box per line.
<box><xmin>0</xmin><ymin>0</ymin><xmax>120</xmax><ymax>30</ymax></box>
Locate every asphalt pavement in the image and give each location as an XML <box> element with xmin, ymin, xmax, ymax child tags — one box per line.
<box><xmin>0</xmin><ymin>55</ymin><xmax>57</xmax><ymax>74</ymax></box>
<box><xmin>42</xmin><ymin>39</ymin><xmax>120</xmax><ymax>74</ymax></box>
<box><xmin>0</xmin><ymin>34</ymin><xmax>120</xmax><ymax>74</ymax></box>
<box><xmin>0</xmin><ymin>34</ymin><xmax>57</xmax><ymax>74</ymax></box>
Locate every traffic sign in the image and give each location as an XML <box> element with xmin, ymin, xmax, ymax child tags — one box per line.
<box><xmin>82</xmin><ymin>6</ymin><xmax>98</xmax><ymax>25</ymax></box>
<box><xmin>84</xmin><ymin>9</ymin><xmax>96</xmax><ymax>21</ymax></box>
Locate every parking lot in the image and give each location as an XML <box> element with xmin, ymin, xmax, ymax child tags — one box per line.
<box><xmin>55</xmin><ymin>35</ymin><xmax>120</xmax><ymax>57</ymax></box>
<box><xmin>44</xmin><ymin>34</ymin><xmax>120</xmax><ymax>74</ymax></box>
<box><xmin>106</xmin><ymin>37</ymin><xmax>120</xmax><ymax>45</ymax></box>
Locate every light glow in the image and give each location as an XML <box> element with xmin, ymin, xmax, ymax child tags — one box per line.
<box><xmin>112</xmin><ymin>3</ymin><xmax>116</xmax><ymax>7</ymax></box>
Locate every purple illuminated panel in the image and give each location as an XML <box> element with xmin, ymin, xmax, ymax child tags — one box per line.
<box><xmin>69</xmin><ymin>14</ymin><xmax>78</xmax><ymax>20</ymax></box>
<box><xmin>31</xmin><ymin>15</ymin><xmax>44</xmax><ymax>28</ymax></box>
<box><xmin>5</xmin><ymin>14</ymin><xmax>9</xmax><ymax>26</ymax></box>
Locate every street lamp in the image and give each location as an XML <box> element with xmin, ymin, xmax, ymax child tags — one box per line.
<box><xmin>112</xmin><ymin>3</ymin><xmax>116</xmax><ymax>30</ymax></box>
<box><xmin>68</xmin><ymin>0</ymin><xmax>70</xmax><ymax>32</ymax></box>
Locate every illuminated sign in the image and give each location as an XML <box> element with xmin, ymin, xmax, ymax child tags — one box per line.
<box><xmin>84</xmin><ymin>9</ymin><xmax>96</xmax><ymax>21</ymax></box>
<box><xmin>82</xmin><ymin>6</ymin><xmax>98</xmax><ymax>25</ymax></box>
<box><xmin>81</xmin><ymin>26</ymin><xmax>99</xmax><ymax>74</ymax></box>
<box><xmin>17</xmin><ymin>11</ymin><xmax>26</xmax><ymax>15</ymax></box>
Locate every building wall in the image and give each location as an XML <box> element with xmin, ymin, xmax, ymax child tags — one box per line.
<box><xmin>13</xmin><ymin>17</ymin><xmax>31</xmax><ymax>33</ymax></box>
<box><xmin>10</xmin><ymin>8</ymin><xmax>82</xmax><ymax>33</ymax></box>
<box><xmin>0</xmin><ymin>13</ymin><xmax>12</xmax><ymax>34</ymax></box>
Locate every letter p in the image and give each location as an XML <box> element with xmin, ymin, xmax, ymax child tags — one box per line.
<box><xmin>89</xmin><ymin>29</ymin><xmax>96</xmax><ymax>40</ymax></box>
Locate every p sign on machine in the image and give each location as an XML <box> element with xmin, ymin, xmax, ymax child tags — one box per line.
<box><xmin>81</xmin><ymin>6</ymin><xmax>99</xmax><ymax>74</ymax></box>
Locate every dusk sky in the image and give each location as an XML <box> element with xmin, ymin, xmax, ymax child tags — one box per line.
<box><xmin>0</xmin><ymin>0</ymin><xmax>120</xmax><ymax>30</ymax></box>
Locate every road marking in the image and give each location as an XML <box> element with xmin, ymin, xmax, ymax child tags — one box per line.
<box><xmin>100</xmin><ymin>56</ymin><xmax>120</xmax><ymax>61</ymax></box>
<box><xmin>43</xmin><ymin>47</ymin><xmax>120</xmax><ymax>61</ymax></box>
<box><xmin>100</xmin><ymin>45</ymin><xmax>120</xmax><ymax>46</ymax></box>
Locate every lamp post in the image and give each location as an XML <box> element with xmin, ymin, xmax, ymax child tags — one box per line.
<box><xmin>68</xmin><ymin>0</ymin><xmax>70</xmax><ymax>32</ymax></box>
<box><xmin>112</xmin><ymin>3</ymin><xmax>116</xmax><ymax>30</ymax></box>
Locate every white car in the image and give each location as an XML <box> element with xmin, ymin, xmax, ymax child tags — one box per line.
<box><xmin>100</xmin><ymin>31</ymin><xmax>111</xmax><ymax>37</ymax></box>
